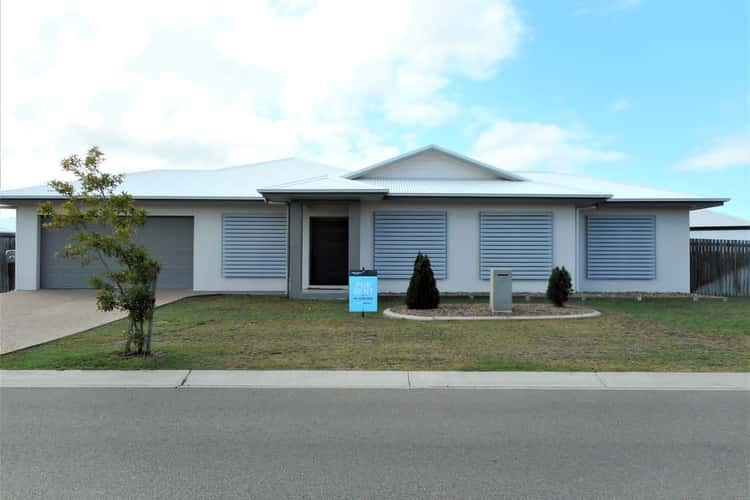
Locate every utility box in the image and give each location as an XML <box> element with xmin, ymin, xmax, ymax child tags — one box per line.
<box><xmin>490</xmin><ymin>268</ymin><xmax>512</xmax><ymax>313</ymax></box>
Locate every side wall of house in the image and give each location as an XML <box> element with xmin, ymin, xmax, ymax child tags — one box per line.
<box><xmin>690</xmin><ymin>228</ymin><xmax>750</xmax><ymax>240</ymax></box>
<box><xmin>359</xmin><ymin>199</ymin><xmax>578</xmax><ymax>293</ymax></box>
<box><xmin>14</xmin><ymin>204</ymin><xmax>40</xmax><ymax>290</ymax></box>
<box><xmin>576</xmin><ymin>206</ymin><xmax>690</xmax><ymax>293</ymax></box>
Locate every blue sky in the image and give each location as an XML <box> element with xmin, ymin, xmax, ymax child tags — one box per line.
<box><xmin>0</xmin><ymin>0</ymin><xmax>748</xmax><ymax>231</ymax></box>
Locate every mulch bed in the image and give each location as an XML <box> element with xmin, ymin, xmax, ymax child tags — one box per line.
<box><xmin>390</xmin><ymin>303</ymin><xmax>594</xmax><ymax>317</ymax></box>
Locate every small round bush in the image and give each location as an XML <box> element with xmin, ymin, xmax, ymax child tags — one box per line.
<box><xmin>546</xmin><ymin>266</ymin><xmax>572</xmax><ymax>307</ymax></box>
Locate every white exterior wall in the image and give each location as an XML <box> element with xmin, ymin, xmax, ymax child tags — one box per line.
<box><xmin>12</xmin><ymin>198</ymin><xmax>693</xmax><ymax>294</ymax></box>
<box><xmin>12</xmin><ymin>201</ymin><xmax>287</xmax><ymax>293</ymax></box>
<box><xmin>143</xmin><ymin>202</ymin><xmax>287</xmax><ymax>292</ymax></box>
<box><xmin>14</xmin><ymin>205</ymin><xmax>40</xmax><ymax>290</ymax></box>
<box><xmin>359</xmin><ymin>199</ymin><xmax>577</xmax><ymax>293</ymax></box>
<box><xmin>362</xmin><ymin>150</ymin><xmax>498</xmax><ymax>179</ymax></box>
<box><xmin>577</xmin><ymin>206</ymin><xmax>690</xmax><ymax>293</ymax></box>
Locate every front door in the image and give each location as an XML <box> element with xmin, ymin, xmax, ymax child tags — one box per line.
<box><xmin>310</xmin><ymin>217</ymin><xmax>349</xmax><ymax>286</ymax></box>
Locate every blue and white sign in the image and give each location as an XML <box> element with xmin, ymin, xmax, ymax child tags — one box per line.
<box><xmin>349</xmin><ymin>270</ymin><xmax>378</xmax><ymax>313</ymax></box>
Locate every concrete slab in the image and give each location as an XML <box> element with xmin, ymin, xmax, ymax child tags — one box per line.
<box><xmin>0</xmin><ymin>370</ymin><xmax>189</xmax><ymax>388</ymax></box>
<box><xmin>0</xmin><ymin>289</ymin><xmax>196</xmax><ymax>354</ymax></box>
<box><xmin>597</xmin><ymin>372</ymin><xmax>750</xmax><ymax>391</ymax></box>
<box><xmin>184</xmin><ymin>370</ymin><xmax>410</xmax><ymax>389</ymax></box>
<box><xmin>409</xmin><ymin>371</ymin><xmax>604</xmax><ymax>389</ymax></box>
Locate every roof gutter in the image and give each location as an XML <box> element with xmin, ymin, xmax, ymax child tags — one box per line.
<box><xmin>690</xmin><ymin>225</ymin><xmax>750</xmax><ymax>231</ymax></box>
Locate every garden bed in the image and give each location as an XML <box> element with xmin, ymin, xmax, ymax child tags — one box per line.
<box><xmin>385</xmin><ymin>303</ymin><xmax>600</xmax><ymax>320</ymax></box>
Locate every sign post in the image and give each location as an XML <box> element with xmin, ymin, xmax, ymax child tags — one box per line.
<box><xmin>349</xmin><ymin>269</ymin><xmax>378</xmax><ymax>316</ymax></box>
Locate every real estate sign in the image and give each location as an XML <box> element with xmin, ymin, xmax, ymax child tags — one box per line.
<box><xmin>349</xmin><ymin>270</ymin><xmax>378</xmax><ymax>313</ymax></box>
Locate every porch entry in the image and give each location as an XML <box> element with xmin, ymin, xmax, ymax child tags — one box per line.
<box><xmin>309</xmin><ymin>217</ymin><xmax>349</xmax><ymax>286</ymax></box>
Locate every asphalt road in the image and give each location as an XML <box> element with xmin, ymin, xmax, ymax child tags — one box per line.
<box><xmin>1</xmin><ymin>389</ymin><xmax>747</xmax><ymax>500</ymax></box>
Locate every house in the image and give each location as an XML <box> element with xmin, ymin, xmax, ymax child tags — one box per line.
<box><xmin>690</xmin><ymin>209</ymin><xmax>750</xmax><ymax>241</ymax></box>
<box><xmin>0</xmin><ymin>145</ymin><xmax>728</xmax><ymax>298</ymax></box>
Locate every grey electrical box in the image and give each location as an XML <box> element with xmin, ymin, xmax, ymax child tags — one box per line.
<box><xmin>490</xmin><ymin>268</ymin><xmax>512</xmax><ymax>313</ymax></box>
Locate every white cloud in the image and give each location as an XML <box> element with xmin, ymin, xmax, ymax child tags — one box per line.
<box><xmin>471</xmin><ymin>120</ymin><xmax>625</xmax><ymax>170</ymax></box>
<box><xmin>677</xmin><ymin>134</ymin><xmax>750</xmax><ymax>171</ymax></box>
<box><xmin>611</xmin><ymin>97</ymin><xmax>630</xmax><ymax>112</ymax></box>
<box><xmin>0</xmin><ymin>0</ymin><xmax>523</xmax><ymax>188</ymax></box>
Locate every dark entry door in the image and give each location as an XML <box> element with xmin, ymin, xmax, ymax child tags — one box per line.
<box><xmin>310</xmin><ymin>217</ymin><xmax>348</xmax><ymax>286</ymax></box>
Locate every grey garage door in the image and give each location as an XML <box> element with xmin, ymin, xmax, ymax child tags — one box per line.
<box><xmin>40</xmin><ymin>216</ymin><xmax>194</xmax><ymax>289</ymax></box>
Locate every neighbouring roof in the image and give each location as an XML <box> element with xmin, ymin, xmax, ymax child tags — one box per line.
<box><xmin>690</xmin><ymin>209</ymin><xmax>750</xmax><ymax>229</ymax></box>
<box><xmin>0</xmin><ymin>209</ymin><xmax>15</xmax><ymax>233</ymax></box>
<box><xmin>0</xmin><ymin>146</ymin><xmax>729</xmax><ymax>208</ymax></box>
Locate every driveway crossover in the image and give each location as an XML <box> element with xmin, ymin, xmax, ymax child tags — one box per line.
<box><xmin>0</xmin><ymin>289</ymin><xmax>193</xmax><ymax>354</ymax></box>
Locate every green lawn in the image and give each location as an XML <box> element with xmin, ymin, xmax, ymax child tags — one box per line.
<box><xmin>1</xmin><ymin>295</ymin><xmax>748</xmax><ymax>371</ymax></box>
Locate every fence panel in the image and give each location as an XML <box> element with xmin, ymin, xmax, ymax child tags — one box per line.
<box><xmin>690</xmin><ymin>239</ymin><xmax>750</xmax><ymax>296</ymax></box>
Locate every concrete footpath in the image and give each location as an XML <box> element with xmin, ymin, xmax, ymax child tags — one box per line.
<box><xmin>1</xmin><ymin>370</ymin><xmax>748</xmax><ymax>390</ymax></box>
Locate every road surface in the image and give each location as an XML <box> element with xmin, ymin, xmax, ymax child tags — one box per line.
<box><xmin>1</xmin><ymin>388</ymin><xmax>747</xmax><ymax>499</ymax></box>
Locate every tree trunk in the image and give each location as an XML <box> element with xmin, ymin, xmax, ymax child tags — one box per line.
<box><xmin>124</xmin><ymin>317</ymin><xmax>134</xmax><ymax>355</ymax></box>
<box><xmin>145</xmin><ymin>315</ymin><xmax>154</xmax><ymax>355</ymax></box>
<box><xmin>135</xmin><ymin>320</ymin><xmax>145</xmax><ymax>355</ymax></box>
<box><xmin>144</xmin><ymin>279</ymin><xmax>157</xmax><ymax>355</ymax></box>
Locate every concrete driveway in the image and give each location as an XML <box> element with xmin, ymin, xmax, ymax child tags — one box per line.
<box><xmin>0</xmin><ymin>290</ymin><xmax>195</xmax><ymax>354</ymax></box>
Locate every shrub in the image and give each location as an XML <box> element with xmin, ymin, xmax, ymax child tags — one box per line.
<box><xmin>405</xmin><ymin>252</ymin><xmax>440</xmax><ymax>309</ymax></box>
<box><xmin>546</xmin><ymin>266</ymin><xmax>572</xmax><ymax>307</ymax></box>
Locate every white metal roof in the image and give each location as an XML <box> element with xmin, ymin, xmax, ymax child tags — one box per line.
<box><xmin>344</xmin><ymin>145</ymin><xmax>526</xmax><ymax>181</ymax></box>
<box><xmin>260</xmin><ymin>174</ymin><xmax>387</xmax><ymax>193</ymax></box>
<box><xmin>690</xmin><ymin>209</ymin><xmax>750</xmax><ymax>228</ymax></box>
<box><xmin>0</xmin><ymin>148</ymin><xmax>729</xmax><ymax>208</ymax></box>
<box><xmin>0</xmin><ymin>158</ymin><xmax>344</xmax><ymax>201</ymax></box>
<box><xmin>519</xmin><ymin>172</ymin><xmax>728</xmax><ymax>204</ymax></box>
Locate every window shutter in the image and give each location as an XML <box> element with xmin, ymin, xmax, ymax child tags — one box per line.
<box><xmin>586</xmin><ymin>215</ymin><xmax>655</xmax><ymax>279</ymax></box>
<box><xmin>222</xmin><ymin>213</ymin><xmax>287</xmax><ymax>277</ymax></box>
<box><xmin>374</xmin><ymin>212</ymin><xmax>447</xmax><ymax>279</ymax></box>
<box><xmin>479</xmin><ymin>212</ymin><xmax>553</xmax><ymax>280</ymax></box>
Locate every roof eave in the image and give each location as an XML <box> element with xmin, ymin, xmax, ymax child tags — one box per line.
<box><xmin>0</xmin><ymin>195</ymin><xmax>267</xmax><ymax>202</ymax></box>
<box><xmin>691</xmin><ymin>225</ymin><xmax>750</xmax><ymax>231</ymax></box>
<box><xmin>383</xmin><ymin>193</ymin><xmax>612</xmax><ymax>199</ymax></box>
<box><xmin>604</xmin><ymin>198</ymin><xmax>729</xmax><ymax>210</ymax></box>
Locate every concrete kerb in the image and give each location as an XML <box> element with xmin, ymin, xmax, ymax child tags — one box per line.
<box><xmin>184</xmin><ymin>370</ymin><xmax>409</xmax><ymax>389</ymax></box>
<box><xmin>0</xmin><ymin>370</ymin><xmax>190</xmax><ymax>388</ymax></box>
<box><xmin>383</xmin><ymin>308</ymin><xmax>602</xmax><ymax>321</ymax></box>
<box><xmin>1</xmin><ymin>370</ymin><xmax>748</xmax><ymax>391</ymax></box>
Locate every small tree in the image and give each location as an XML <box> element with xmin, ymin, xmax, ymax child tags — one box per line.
<box><xmin>546</xmin><ymin>266</ymin><xmax>572</xmax><ymax>307</ymax></box>
<box><xmin>405</xmin><ymin>252</ymin><xmax>440</xmax><ymax>309</ymax></box>
<box><xmin>38</xmin><ymin>147</ymin><xmax>161</xmax><ymax>355</ymax></box>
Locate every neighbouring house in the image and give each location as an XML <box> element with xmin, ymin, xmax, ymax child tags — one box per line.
<box><xmin>690</xmin><ymin>209</ymin><xmax>750</xmax><ymax>241</ymax></box>
<box><xmin>0</xmin><ymin>145</ymin><xmax>728</xmax><ymax>298</ymax></box>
